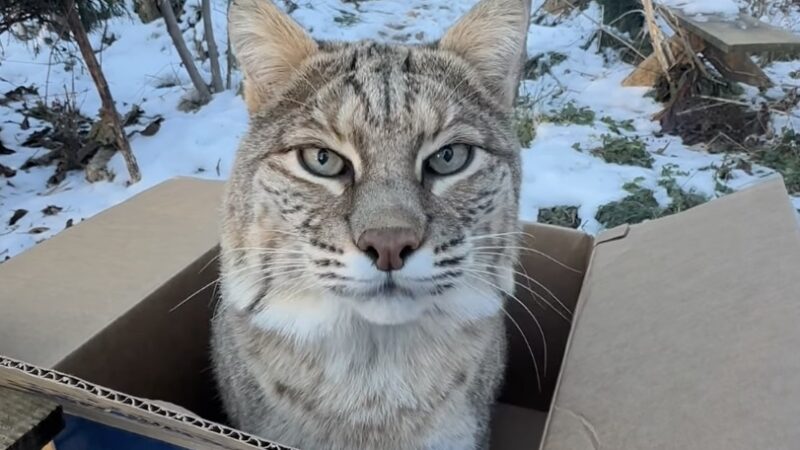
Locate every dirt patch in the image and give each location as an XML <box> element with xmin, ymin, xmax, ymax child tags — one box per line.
<box><xmin>18</xmin><ymin>98</ymin><xmax>101</xmax><ymax>186</ymax></box>
<box><xmin>654</xmin><ymin>64</ymin><xmax>799</xmax><ymax>194</ymax></box>
<box><xmin>12</xmin><ymin>98</ymin><xmax>156</xmax><ymax>186</ymax></box>
<box><xmin>656</xmin><ymin>65</ymin><xmax>770</xmax><ymax>151</ymax></box>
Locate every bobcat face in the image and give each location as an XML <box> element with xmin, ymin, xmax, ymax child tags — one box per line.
<box><xmin>222</xmin><ymin>0</ymin><xmax>529</xmax><ymax>335</ymax></box>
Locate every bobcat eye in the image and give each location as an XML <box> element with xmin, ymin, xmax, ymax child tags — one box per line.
<box><xmin>299</xmin><ymin>148</ymin><xmax>346</xmax><ymax>177</ymax></box>
<box><xmin>425</xmin><ymin>144</ymin><xmax>472</xmax><ymax>176</ymax></box>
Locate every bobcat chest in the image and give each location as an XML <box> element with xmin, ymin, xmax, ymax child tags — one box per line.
<box><xmin>243</xmin><ymin>318</ymin><xmax>484</xmax><ymax>427</ymax></box>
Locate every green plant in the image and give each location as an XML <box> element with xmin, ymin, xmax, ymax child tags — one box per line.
<box><xmin>514</xmin><ymin>108</ymin><xmax>536</xmax><ymax>147</ymax></box>
<box><xmin>600</xmin><ymin>116</ymin><xmax>635</xmax><ymax>134</ymax></box>
<box><xmin>596</xmin><ymin>183</ymin><xmax>661</xmax><ymax>229</ymax></box>
<box><xmin>596</xmin><ymin>174</ymin><xmax>709</xmax><ymax>229</ymax></box>
<box><xmin>543</xmin><ymin>102</ymin><xmax>595</xmax><ymax>126</ymax></box>
<box><xmin>660</xmin><ymin>163</ymin><xmax>689</xmax><ymax>178</ymax></box>
<box><xmin>538</xmin><ymin>206</ymin><xmax>581</xmax><ymax>229</ymax></box>
<box><xmin>659</xmin><ymin>177</ymin><xmax>708</xmax><ymax>214</ymax></box>
<box><xmin>334</xmin><ymin>10</ymin><xmax>359</xmax><ymax>26</ymax></box>
<box><xmin>753</xmin><ymin>128</ymin><xmax>800</xmax><ymax>194</ymax></box>
<box><xmin>523</xmin><ymin>52</ymin><xmax>567</xmax><ymax>80</ymax></box>
<box><xmin>592</xmin><ymin>134</ymin><xmax>654</xmax><ymax>168</ymax></box>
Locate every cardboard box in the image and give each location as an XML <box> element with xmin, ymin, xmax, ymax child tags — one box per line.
<box><xmin>541</xmin><ymin>176</ymin><xmax>800</xmax><ymax>450</ymax></box>
<box><xmin>1</xmin><ymin>176</ymin><xmax>798</xmax><ymax>449</ymax></box>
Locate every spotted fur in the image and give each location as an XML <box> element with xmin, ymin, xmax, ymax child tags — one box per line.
<box><xmin>212</xmin><ymin>0</ymin><xmax>531</xmax><ymax>448</ymax></box>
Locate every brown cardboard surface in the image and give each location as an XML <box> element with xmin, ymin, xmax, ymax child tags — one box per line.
<box><xmin>9</xmin><ymin>175</ymin><xmax>797</xmax><ymax>450</ymax></box>
<box><xmin>0</xmin><ymin>177</ymin><xmax>568</xmax><ymax>449</ymax></box>
<box><xmin>541</xmin><ymin>177</ymin><xmax>800</xmax><ymax>450</ymax></box>
<box><xmin>0</xmin><ymin>178</ymin><xmax>225</xmax><ymax>418</ymax></box>
<box><xmin>0</xmin><ymin>177</ymin><xmax>223</xmax><ymax>367</ymax></box>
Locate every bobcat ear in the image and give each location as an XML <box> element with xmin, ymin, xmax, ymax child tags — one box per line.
<box><xmin>229</xmin><ymin>0</ymin><xmax>318</xmax><ymax>114</ymax></box>
<box><xmin>439</xmin><ymin>0</ymin><xmax>531</xmax><ymax>108</ymax></box>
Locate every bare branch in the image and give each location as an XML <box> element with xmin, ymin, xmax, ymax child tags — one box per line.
<box><xmin>159</xmin><ymin>0</ymin><xmax>211</xmax><ymax>102</ymax></box>
<box><xmin>202</xmin><ymin>0</ymin><xmax>224</xmax><ymax>92</ymax></box>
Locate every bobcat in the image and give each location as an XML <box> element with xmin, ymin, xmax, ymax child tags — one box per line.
<box><xmin>211</xmin><ymin>0</ymin><xmax>531</xmax><ymax>448</ymax></box>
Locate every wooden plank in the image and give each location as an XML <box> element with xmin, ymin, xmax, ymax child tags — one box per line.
<box><xmin>623</xmin><ymin>34</ymin><xmax>685</xmax><ymax>87</ymax></box>
<box><xmin>623</xmin><ymin>31</ymin><xmax>707</xmax><ymax>87</ymax></box>
<box><xmin>671</xmin><ymin>8</ymin><xmax>800</xmax><ymax>54</ymax></box>
<box><xmin>0</xmin><ymin>387</ymin><xmax>64</xmax><ymax>450</ymax></box>
<box><xmin>703</xmin><ymin>46</ymin><xmax>773</xmax><ymax>88</ymax></box>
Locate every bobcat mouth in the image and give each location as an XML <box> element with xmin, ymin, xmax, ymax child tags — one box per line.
<box><xmin>371</xmin><ymin>276</ymin><xmax>415</xmax><ymax>298</ymax></box>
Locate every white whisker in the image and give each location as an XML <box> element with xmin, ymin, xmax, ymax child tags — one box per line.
<box><xmin>460</xmin><ymin>275</ymin><xmax>542</xmax><ymax>392</ymax></box>
<box><xmin>459</xmin><ymin>270</ymin><xmax>548</xmax><ymax>378</ymax></box>
<box><xmin>459</xmin><ymin>266</ymin><xmax>569</xmax><ymax>324</ymax></box>
<box><xmin>470</xmin><ymin>246</ymin><xmax>584</xmax><ymax>274</ymax></box>
<box><xmin>473</xmin><ymin>251</ymin><xmax>573</xmax><ymax>318</ymax></box>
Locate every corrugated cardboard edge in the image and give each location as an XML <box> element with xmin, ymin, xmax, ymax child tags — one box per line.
<box><xmin>536</xmin><ymin>175</ymin><xmax>798</xmax><ymax>450</ymax></box>
<box><xmin>0</xmin><ymin>356</ymin><xmax>296</xmax><ymax>450</ymax></box>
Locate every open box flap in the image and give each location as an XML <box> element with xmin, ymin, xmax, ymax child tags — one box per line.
<box><xmin>541</xmin><ymin>176</ymin><xmax>800</xmax><ymax>450</ymax></box>
<box><xmin>0</xmin><ymin>177</ymin><xmax>224</xmax><ymax>369</ymax></box>
<box><xmin>0</xmin><ymin>178</ymin><xmax>226</xmax><ymax>419</ymax></box>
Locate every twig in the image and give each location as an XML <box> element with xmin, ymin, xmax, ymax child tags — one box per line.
<box><xmin>159</xmin><ymin>0</ymin><xmax>211</xmax><ymax>102</ymax></box>
<box><xmin>706</xmin><ymin>132</ymin><xmax>750</xmax><ymax>152</ymax></box>
<box><xmin>202</xmin><ymin>0</ymin><xmax>224</xmax><ymax>92</ymax></box>
<box><xmin>98</xmin><ymin>20</ymin><xmax>109</xmax><ymax>65</ymax></box>
<box><xmin>697</xmin><ymin>95</ymin><xmax>800</xmax><ymax>119</ymax></box>
<box><xmin>656</xmin><ymin>5</ymin><xmax>712</xmax><ymax>79</ymax></box>
<box><xmin>550</xmin><ymin>0</ymin><xmax>647</xmax><ymax>61</ymax></box>
<box><xmin>641</xmin><ymin>0</ymin><xmax>671</xmax><ymax>83</ymax></box>
<box><xmin>225</xmin><ymin>0</ymin><xmax>234</xmax><ymax>90</ymax></box>
<box><xmin>43</xmin><ymin>25</ymin><xmax>67</xmax><ymax>103</ymax></box>
<box><xmin>607</xmin><ymin>9</ymin><xmax>645</xmax><ymax>28</ymax></box>
<box><xmin>675</xmin><ymin>101</ymin><xmax>730</xmax><ymax>116</ymax></box>
<box><xmin>63</xmin><ymin>0</ymin><xmax>141</xmax><ymax>183</ymax></box>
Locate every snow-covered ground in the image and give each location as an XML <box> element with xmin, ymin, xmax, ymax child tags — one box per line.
<box><xmin>662</xmin><ymin>0</ymin><xmax>740</xmax><ymax>17</ymax></box>
<box><xmin>1</xmin><ymin>0</ymin><xmax>799</xmax><ymax>261</ymax></box>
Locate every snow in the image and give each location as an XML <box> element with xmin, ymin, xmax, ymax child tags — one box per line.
<box><xmin>658</xmin><ymin>0</ymin><xmax>741</xmax><ymax>17</ymax></box>
<box><xmin>1</xmin><ymin>0</ymin><xmax>799</xmax><ymax>261</ymax></box>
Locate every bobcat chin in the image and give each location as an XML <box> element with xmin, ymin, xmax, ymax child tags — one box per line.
<box><xmin>212</xmin><ymin>0</ymin><xmax>531</xmax><ymax>448</ymax></box>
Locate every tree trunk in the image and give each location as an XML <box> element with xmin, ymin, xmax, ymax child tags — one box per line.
<box><xmin>202</xmin><ymin>0</ymin><xmax>224</xmax><ymax>92</ymax></box>
<box><xmin>225</xmin><ymin>0</ymin><xmax>234</xmax><ymax>90</ymax></box>
<box><xmin>65</xmin><ymin>3</ymin><xmax>141</xmax><ymax>184</ymax></box>
<box><xmin>133</xmin><ymin>0</ymin><xmax>161</xmax><ymax>23</ymax></box>
<box><xmin>159</xmin><ymin>0</ymin><xmax>211</xmax><ymax>102</ymax></box>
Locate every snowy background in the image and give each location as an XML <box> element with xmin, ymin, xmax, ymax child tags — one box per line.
<box><xmin>1</xmin><ymin>0</ymin><xmax>799</xmax><ymax>261</ymax></box>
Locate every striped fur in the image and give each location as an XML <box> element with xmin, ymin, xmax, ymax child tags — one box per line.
<box><xmin>213</xmin><ymin>0</ymin><xmax>531</xmax><ymax>448</ymax></box>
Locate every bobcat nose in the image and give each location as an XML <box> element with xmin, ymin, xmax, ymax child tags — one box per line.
<box><xmin>357</xmin><ymin>227</ymin><xmax>420</xmax><ymax>272</ymax></box>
